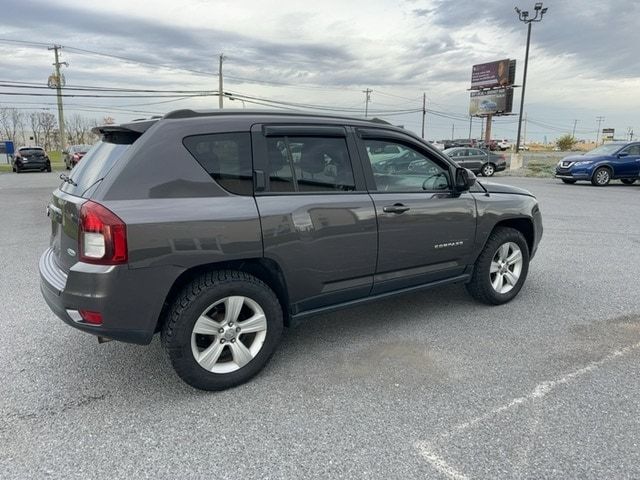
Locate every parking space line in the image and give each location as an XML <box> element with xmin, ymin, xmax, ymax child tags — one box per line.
<box><xmin>415</xmin><ymin>442</ymin><xmax>469</xmax><ymax>480</ymax></box>
<box><xmin>450</xmin><ymin>340</ymin><xmax>640</xmax><ymax>435</ymax></box>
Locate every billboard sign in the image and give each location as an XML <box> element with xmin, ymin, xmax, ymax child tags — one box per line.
<box><xmin>602</xmin><ymin>128</ymin><xmax>615</xmax><ymax>141</ymax></box>
<box><xmin>469</xmin><ymin>88</ymin><xmax>513</xmax><ymax>116</ymax></box>
<box><xmin>471</xmin><ymin>59</ymin><xmax>514</xmax><ymax>89</ymax></box>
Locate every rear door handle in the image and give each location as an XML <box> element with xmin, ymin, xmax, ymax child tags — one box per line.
<box><xmin>383</xmin><ymin>203</ymin><xmax>410</xmax><ymax>214</ymax></box>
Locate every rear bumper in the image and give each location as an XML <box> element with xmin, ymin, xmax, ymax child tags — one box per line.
<box><xmin>39</xmin><ymin>248</ymin><xmax>180</xmax><ymax>345</ymax></box>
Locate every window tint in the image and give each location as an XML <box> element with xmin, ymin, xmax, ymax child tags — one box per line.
<box><xmin>622</xmin><ymin>145</ymin><xmax>640</xmax><ymax>155</ymax></box>
<box><xmin>469</xmin><ymin>149</ymin><xmax>485</xmax><ymax>156</ymax></box>
<box><xmin>365</xmin><ymin>139</ymin><xmax>450</xmax><ymax>192</ymax></box>
<box><xmin>184</xmin><ymin>132</ymin><xmax>253</xmax><ymax>196</ymax></box>
<box><xmin>61</xmin><ymin>141</ymin><xmax>131</xmax><ymax>197</ymax></box>
<box><xmin>265</xmin><ymin>136</ymin><xmax>355</xmax><ymax>193</ymax></box>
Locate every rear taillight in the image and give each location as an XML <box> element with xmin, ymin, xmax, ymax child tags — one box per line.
<box><xmin>79</xmin><ymin>201</ymin><xmax>128</xmax><ymax>265</ymax></box>
<box><xmin>79</xmin><ymin>310</ymin><xmax>103</xmax><ymax>325</ymax></box>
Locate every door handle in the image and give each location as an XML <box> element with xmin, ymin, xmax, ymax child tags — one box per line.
<box><xmin>383</xmin><ymin>203</ymin><xmax>410</xmax><ymax>214</ymax></box>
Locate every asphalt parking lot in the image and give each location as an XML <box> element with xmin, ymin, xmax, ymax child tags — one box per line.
<box><xmin>1</xmin><ymin>172</ymin><xmax>639</xmax><ymax>479</ymax></box>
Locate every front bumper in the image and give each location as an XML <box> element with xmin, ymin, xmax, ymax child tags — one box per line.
<box><xmin>39</xmin><ymin>247</ymin><xmax>179</xmax><ymax>345</ymax></box>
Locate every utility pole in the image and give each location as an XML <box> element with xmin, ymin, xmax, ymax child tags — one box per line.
<box><xmin>484</xmin><ymin>114</ymin><xmax>492</xmax><ymax>144</ymax></box>
<box><xmin>218</xmin><ymin>53</ymin><xmax>225</xmax><ymax>109</ymax></box>
<box><xmin>595</xmin><ymin>116</ymin><xmax>605</xmax><ymax>144</ymax></box>
<box><xmin>421</xmin><ymin>92</ymin><xmax>426</xmax><ymax>138</ymax></box>
<box><xmin>48</xmin><ymin>45</ymin><xmax>67</xmax><ymax>152</ymax></box>
<box><xmin>363</xmin><ymin>89</ymin><xmax>373</xmax><ymax>118</ymax></box>
<box><xmin>523</xmin><ymin>112</ymin><xmax>528</xmax><ymax>145</ymax></box>
<box><xmin>628</xmin><ymin>127</ymin><xmax>635</xmax><ymax>141</ymax></box>
<box><xmin>468</xmin><ymin>116</ymin><xmax>472</xmax><ymax>140</ymax></box>
<box><xmin>451</xmin><ymin>123</ymin><xmax>455</xmax><ymax>140</ymax></box>
<box><xmin>514</xmin><ymin>2</ymin><xmax>549</xmax><ymax>153</ymax></box>
<box><xmin>571</xmin><ymin>119</ymin><xmax>579</xmax><ymax>138</ymax></box>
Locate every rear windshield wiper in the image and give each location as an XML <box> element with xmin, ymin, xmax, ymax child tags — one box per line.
<box><xmin>59</xmin><ymin>173</ymin><xmax>77</xmax><ymax>187</ymax></box>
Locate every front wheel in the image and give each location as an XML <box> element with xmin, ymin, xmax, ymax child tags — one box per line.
<box><xmin>481</xmin><ymin>163</ymin><xmax>496</xmax><ymax>177</ymax></box>
<box><xmin>162</xmin><ymin>270</ymin><xmax>283</xmax><ymax>391</ymax></box>
<box><xmin>621</xmin><ymin>179</ymin><xmax>636</xmax><ymax>185</ymax></box>
<box><xmin>466</xmin><ymin>227</ymin><xmax>530</xmax><ymax>305</ymax></box>
<box><xmin>591</xmin><ymin>167</ymin><xmax>611</xmax><ymax>186</ymax></box>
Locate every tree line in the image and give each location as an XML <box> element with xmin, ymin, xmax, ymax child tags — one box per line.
<box><xmin>0</xmin><ymin>106</ymin><xmax>104</xmax><ymax>151</ymax></box>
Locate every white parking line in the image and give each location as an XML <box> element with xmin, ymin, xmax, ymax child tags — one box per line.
<box><xmin>415</xmin><ymin>340</ymin><xmax>640</xmax><ymax>479</ymax></box>
<box><xmin>415</xmin><ymin>442</ymin><xmax>469</xmax><ymax>480</ymax></box>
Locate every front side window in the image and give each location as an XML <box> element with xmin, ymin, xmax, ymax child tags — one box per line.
<box><xmin>266</xmin><ymin>136</ymin><xmax>355</xmax><ymax>193</ymax></box>
<box><xmin>184</xmin><ymin>132</ymin><xmax>253</xmax><ymax>195</ymax></box>
<box><xmin>365</xmin><ymin>139</ymin><xmax>450</xmax><ymax>192</ymax></box>
<box><xmin>621</xmin><ymin>145</ymin><xmax>640</xmax><ymax>156</ymax></box>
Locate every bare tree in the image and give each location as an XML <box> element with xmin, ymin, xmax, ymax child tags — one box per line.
<box><xmin>0</xmin><ymin>107</ymin><xmax>25</xmax><ymax>144</ymax></box>
<box><xmin>66</xmin><ymin>114</ymin><xmax>96</xmax><ymax>145</ymax></box>
<box><xmin>29</xmin><ymin>112</ymin><xmax>44</xmax><ymax>146</ymax></box>
<box><xmin>37</xmin><ymin>112</ymin><xmax>58</xmax><ymax>151</ymax></box>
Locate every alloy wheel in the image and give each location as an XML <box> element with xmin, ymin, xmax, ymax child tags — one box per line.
<box><xmin>482</xmin><ymin>164</ymin><xmax>495</xmax><ymax>176</ymax></box>
<box><xmin>191</xmin><ymin>296</ymin><xmax>267</xmax><ymax>374</ymax></box>
<box><xmin>489</xmin><ymin>242</ymin><xmax>523</xmax><ymax>294</ymax></box>
<box><xmin>595</xmin><ymin>169</ymin><xmax>610</xmax><ymax>185</ymax></box>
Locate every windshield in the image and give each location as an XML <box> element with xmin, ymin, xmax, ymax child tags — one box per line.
<box><xmin>584</xmin><ymin>144</ymin><xmax>623</xmax><ymax>156</ymax></box>
<box><xmin>60</xmin><ymin>141</ymin><xmax>130</xmax><ymax>197</ymax></box>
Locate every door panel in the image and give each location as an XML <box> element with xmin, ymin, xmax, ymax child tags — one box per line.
<box><xmin>370</xmin><ymin>192</ymin><xmax>476</xmax><ymax>294</ymax></box>
<box><xmin>256</xmin><ymin>195</ymin><xmax>377</xmax><ymax>311</ymax></box>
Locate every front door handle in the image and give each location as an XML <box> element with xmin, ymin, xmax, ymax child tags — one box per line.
<box><xmin>383</xmin><ymin>203</ymin><xmax>410</xmax><ymax>214</ymax></box>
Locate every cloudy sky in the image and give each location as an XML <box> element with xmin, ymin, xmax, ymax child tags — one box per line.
<box><xmin>0</xmin><ymin>0</ymin><xmax>638</xmax><ymax>141</ymax></box>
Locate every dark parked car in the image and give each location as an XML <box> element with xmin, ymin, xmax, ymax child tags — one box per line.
<box><xmin>444</xmin><ymin>147</ymin><xmax>507</xmax><ymax>177</ymax></box>
<box><xmin>555</xmin><ymin>142</ymin><xmax>640</xmax><ymax>186</ymax></box>
<box><xmin>63</xmin><ymin>144</ymin><xmax>93</xmax><ymax>169</ymax></box>
<box><xmin>12</xmin><ymin>146</ymin><xmax>51</xmax><ymax>173</ymax></box>
<box><xmin>40</xmin><ymin>110</ymin><xmax>543</xmax><ymax>391</ymax></box>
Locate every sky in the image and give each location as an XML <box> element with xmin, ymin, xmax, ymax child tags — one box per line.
<box><xmin>0</xmin><ymin>0</ymin><xmax>638</xmax><ymax>142</ymax></box>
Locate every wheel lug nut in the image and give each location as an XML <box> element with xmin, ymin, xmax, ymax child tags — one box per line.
<box><xmin>230</xmin><ymin>338</ymin><xmax>236</xmax><ymax>343</ymax></box>
<box><xmin>228</xmin><ymin>322</ymin><xmax>234</xmax><ymax>327</ymax></box>
<box><xmin>236</xmin><ymin>327</ymin><xmax>241</xmax><ymax>333</ymax></box>
<box><xmin>220</xmin><ymin>339</ymin><xmax>225</xmax><ymax>344</ymax></box>
<box><xmin>218</xmin><ymin>328</ymin><xmax>224</xmax><ymax>334</ymax></box>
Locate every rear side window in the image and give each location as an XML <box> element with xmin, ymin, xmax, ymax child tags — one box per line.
<box><xmin>183</xmin><ymin>133</ymin><xmax>253</xmax><ymax>196</ymax></box>
<box><xmin>265</xmin><ymin>136</ymin><xmax>355</xmax><ymax>193</ymax></box>
<box><xmin>61</xmin><ymin>141</ymin><xmax>129</xmax><ymax>197</ymax></box>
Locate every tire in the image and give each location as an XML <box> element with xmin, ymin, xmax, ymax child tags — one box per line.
<box><xmin>621</xmin><ymin>179</ymin><xmax>636</xmax><ymax>185</ymax></box>
<box><xmin>481</xmin><ymin>163</ymin><xmax>496</xmax><ymax>177</ymax></box>
<box><xmin>15</xmin><ymin>166</ymin><xmax>21</xmax><ymax>174</ymax></box>
<box><xmin>161</xmin><ymin>270</ymin><xmax>283</xmax><ymax>391</ymax></box>
<box><xmin>466</xmin><ymin>227</ymin><xmax>530</xmax><ymax>305</ymax></box>
<box><xmin>591</xmin><ymin>167</ymin><xmax>611</xmax><ymax>186</ymax></box>
<box><xmin>561</xmin><ymin>179</ymin><xmax>577</xmax><ymax>184</ymax></box>
<box><xmin>46</xmin><ymin>165</ymin><xmax>52</xmax><ymax>172</ymax></box>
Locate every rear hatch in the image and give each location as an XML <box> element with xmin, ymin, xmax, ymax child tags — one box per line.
<box><xmin>48</xmin><ymin>121</ymin><xmax>153</xmax><ymax>273</ymax></box>
<box><xmin>20</xmin><ymin>148</ymin><xmax>46</xmax><ymax>163</ymax></box>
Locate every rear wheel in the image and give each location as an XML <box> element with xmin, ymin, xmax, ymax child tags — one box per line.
<box><xmin>591</xmin><ymin>167</ymin><xmax>611</xmax><ymax>186</ymax></box>
<box><xmin>466</xmin><ymin>227</ymin><xmax>530</xmax><ymax>305</ymax></box>
<box><xmin>481</xmin><ymin>163</ymin><xmax>496</xmax><ymax>177</ymax></box>
<box><xmin>561</xmin><ymin>179</ymin><xmax>577</xmax><ymax>184</ymax></box>
<box><xmin>162</xmin><ymin>270</ymin><xmax>283</xmax><ymax>391</ymax></box>
<box><xmin>621</xmin><ymin>179</ymin><xmax>636</xmax><ymax>185</ymax></box>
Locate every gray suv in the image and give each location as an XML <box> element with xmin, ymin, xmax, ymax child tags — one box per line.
<box><xmin>39</xmin><ymin>110</ymin><xmax>543</xmax><ymax>390</ymax></box>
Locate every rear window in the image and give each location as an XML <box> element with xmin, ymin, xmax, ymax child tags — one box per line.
<box><xmin>61</xmin><ymin>141</ymin><xmax>130</xmax><ymax>197</ymax></box>
<box><xmin>183</xmin><ymin>132</ymin><xmax>253</xmax><ymax>196</ymax></box>
<box><xmin>19</xmin><ymin>148</ymin><xmax>44</xmax><ymax>156</ymax></box>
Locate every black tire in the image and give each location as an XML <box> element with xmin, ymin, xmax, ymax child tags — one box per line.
<box><xmin>46</xmin><ymin>165</ymin><xmax>52</xmax><ymax>172</ymax></box>
<box><xmin>481</xmin><ymin>163</ymin><xmax>496</xmax><ymax>177</ymax></box>
<box><xmin>466</xmin><ymin>227</ymin><xmax>530</xmax><ymax>305</ymax></box>
<box><xmin>591</xmin><ymin>166</ymin><xmax>611</xmax><ymax>186</ymax></box>
<box><xmin>15</xmin><ymin>166</ymin><xmax>21</xmax><ymax>174</ymax></box>
<box><xmin>561</xmin><ymin>179</ymin><xmax>577</xmax><ymax>184</ymax></box>
<box><xmin>161</xmin><ymin>270</ymin><xmax>283</xmax><ymax>391</ymax></box>
<box><xmin>621</xmin><ymin>179</ymin><xmax>636</xmax><ymax>185</ymax></box>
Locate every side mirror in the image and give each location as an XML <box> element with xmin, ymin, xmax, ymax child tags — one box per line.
<box><xmin>618</xmin><ymin>152</ymin><xmax>629</xmax><ymax>157</ymax></box>
<box><xmin>455</xmin><ymin>167</ymin><xmax>476</xmax><ymax>192</ymax></box>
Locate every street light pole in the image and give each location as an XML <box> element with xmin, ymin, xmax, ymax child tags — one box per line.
<box><xmin>514</xmin><ymin>2</ymin><xmax>548</xmax><ymax>153</ymax></box>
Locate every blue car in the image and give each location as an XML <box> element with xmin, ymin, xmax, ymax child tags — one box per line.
<box><xmin>555</xmin><ymin>142</ymin><xmax>640</xmax><ymax>186</ymax></box>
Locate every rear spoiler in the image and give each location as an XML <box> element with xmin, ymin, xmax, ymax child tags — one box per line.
<box><xmin>92</xmin><ymin>119</ymin><xmax>158</xmax><ymax>143</ymax></box>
